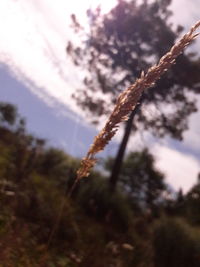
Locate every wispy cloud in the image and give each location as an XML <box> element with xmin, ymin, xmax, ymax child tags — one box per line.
<box><xmin>0</xmin><ymin>0</ymin><xmax>118</xmax><ymax>115</ymax></box>
<box><xmin>0</xmin><ymin>0</ymin><xmax>85</xmax><ymax>115</ymax></box>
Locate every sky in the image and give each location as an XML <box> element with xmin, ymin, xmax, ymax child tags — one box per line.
<box><xmin>0</xmin><ymin>0</ymin><xmax>200</xmax><ymax>193</ymax></box>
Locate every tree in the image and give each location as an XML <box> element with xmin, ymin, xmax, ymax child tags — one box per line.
<box><xmin>0</xmin><ymin>102</ymin><xmax>17</xmax><ymax>126</ymax></box>
<box><xmin>67</xmin><ymin>0</ymin><xmax>200</xmax><ymax>189</ymax></box>
<box><xmin>105</xmin><ymin>148</ymin><xmax>166</xmax><ymax>211</ymax></box>
<box><xmin>0</xmin><ymin>103</ymin><xmax>45</xmax><ymax>185</ymax></box>
<box><xmin>184</xmin><ymin>174</ymin><xmax>200</xmax><ymax>224</ymax></box>
<box><xmin>11</xmin><ymin>133</ymin><xmax>45</xmax><ymax>184</ymax></box>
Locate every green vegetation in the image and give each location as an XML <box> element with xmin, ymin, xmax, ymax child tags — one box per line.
<box><xmin>154</xmin><ymin>218</ymin><xmax>200</xmax><ymax>267</ymax></box>
<box><xmin>0</xmin><ymin>101</ymin><xmax>200</xmax><ymax>266</ymax></box>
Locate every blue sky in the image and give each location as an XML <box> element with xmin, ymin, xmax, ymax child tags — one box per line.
<box><xmin>0</xmin><ymin>0</ymin><xmax>200</xmax><ymax>193</ymax></box>
<box><xmin>0</xmin><ymin>63</ymin><xmax>118</xmax><ymax>159</ymax></box>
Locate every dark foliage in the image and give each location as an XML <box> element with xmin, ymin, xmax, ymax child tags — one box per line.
<box><xmin>105</xmin><ymin>148</ymin><xmax>166</xmax><ymax>211</ymax></box>
<box><xmin>1</xmin><ymin>101</ymin><xmax>200</xmax><ymax>266</ymax></box>
<box><xmin>154</xmin><ymin>218</ymin><xmax>200</xmax><ymax>267</ymax></box>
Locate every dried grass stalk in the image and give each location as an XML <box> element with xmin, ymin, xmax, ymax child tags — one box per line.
<box><xmin>77</xmin><ymin>21</ymin><xmax>200</xmax><ymax>179</ymax></box>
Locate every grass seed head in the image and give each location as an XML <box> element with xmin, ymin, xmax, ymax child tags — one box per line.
<box><xmin>77</xmin><ymin>21</ymin><xmax>200</xmax><ymax>180</ymax></box>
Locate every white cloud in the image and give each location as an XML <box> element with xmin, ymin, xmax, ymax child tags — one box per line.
<box><xmin>0</xmin><ymin>0</ymin><xmax>119</xmax><ymax>116</ymax></box>
<box><xmin>0</xmin><ymin>1</ymin><xmax>76</xmax><ymax>110</ymax></box>
<box><xmin>170</xmin><ymin>0</ymin><xmax>200</xmax><ymax>54</ymax></box>
<box><xmin>0</xmin><ymin>0</ymin><xmax>115</xmax><ymax>115</ymax></box>
<box><xmin>153</xmin><ymin>145</ymin><xmax>200</xmax><ymax>193</ymax></box>
<box><xmin>183</xmin><ymin>98</ymin><xmax>200</xmax><ymax>152</ymax></box>
<box><xmin>170</xmin><ymin>0</ymin><xmax>200</xmax><ymax>29</ymax></box>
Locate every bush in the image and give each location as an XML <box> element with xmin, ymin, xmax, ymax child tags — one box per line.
<box><xmin>153</xmin><ymin>218</ymin><xmax>200</xmax><ymax>267</ymax></box>
<box><xmin>77</xmin><ymin>175</ymin><xmax>133</xmax><ymax>231</ymax></box>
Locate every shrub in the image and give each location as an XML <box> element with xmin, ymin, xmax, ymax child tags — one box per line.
<box><xmin>77</xmin><ymin>176</ymin><xmax>133</xmax><ymax>231</ymax></box>
<box><xmin>153</xmin><ymin>218</ymin><xmax>200</xmax><ymax>267</ymax></box>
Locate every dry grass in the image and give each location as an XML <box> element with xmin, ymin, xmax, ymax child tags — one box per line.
<box><xmin>77</xmin><ymin>21</ymin><xmax>200</xmax><ymax>179</ymax></box>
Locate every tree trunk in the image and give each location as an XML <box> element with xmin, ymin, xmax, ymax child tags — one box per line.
<box><xmin>109</xmin><ymin>103</ymin><xmax>141</xmax><ymax>191</ymax></box>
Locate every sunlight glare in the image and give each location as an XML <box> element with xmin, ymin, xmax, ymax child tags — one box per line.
<box><xmin>86</xmin><ymin>0</ymin><xmax>118</xmax><ymax>13</ymax></box>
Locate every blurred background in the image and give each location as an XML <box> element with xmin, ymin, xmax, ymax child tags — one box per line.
<box><xmin>0</xmin><ymin>0</ymin><xmax>200</xmax><ymax>266</ymax></box>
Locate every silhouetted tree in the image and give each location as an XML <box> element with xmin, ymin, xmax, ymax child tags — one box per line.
<box><xmin>67</xmin><ymin>0</ymin><xmax>200</xmax><ymax>190</ymax></box>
